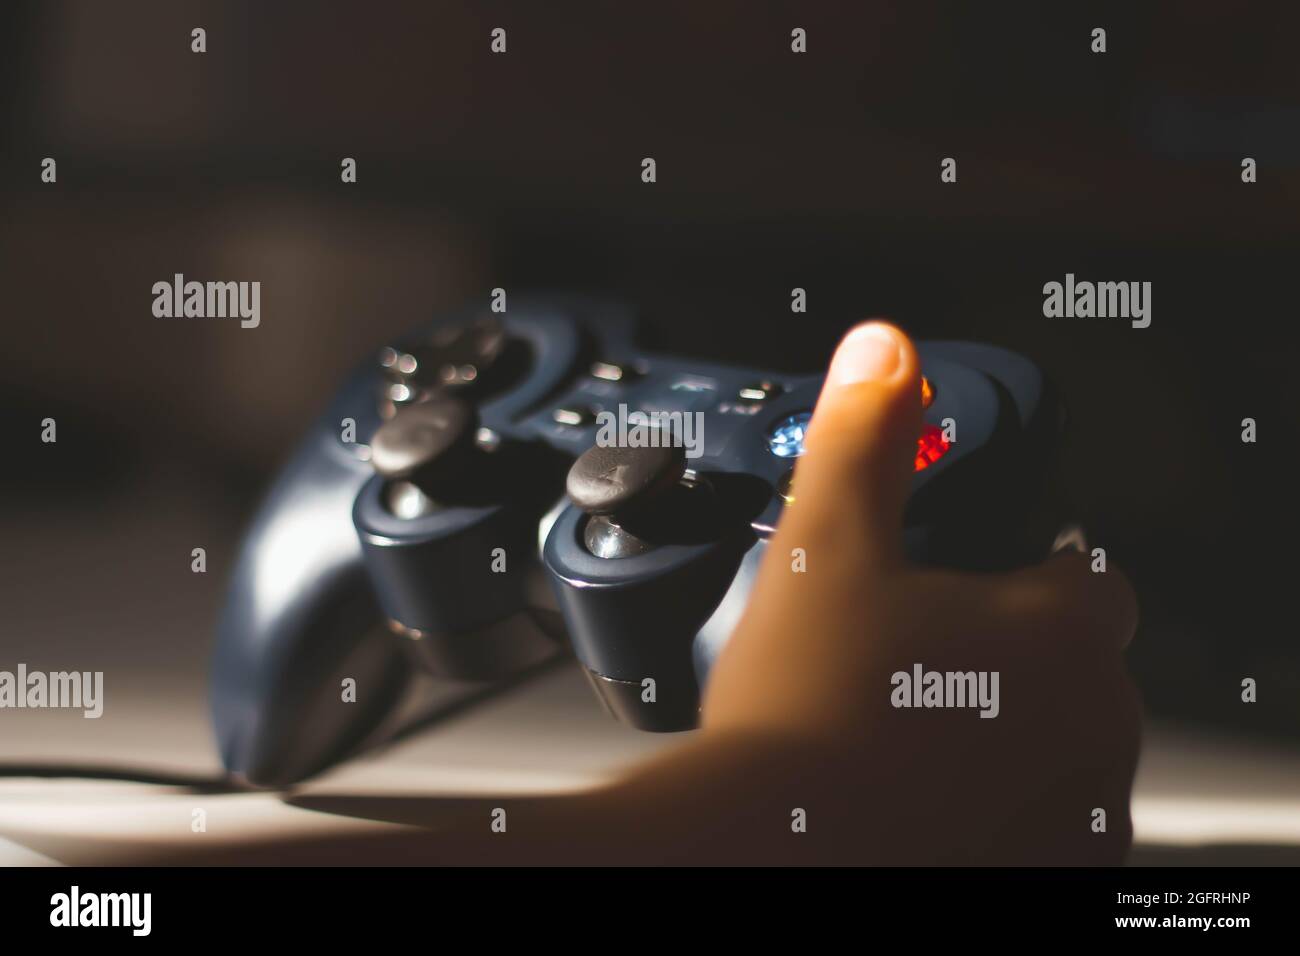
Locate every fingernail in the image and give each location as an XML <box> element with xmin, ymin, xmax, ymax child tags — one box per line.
<box><xmin>826</xmin><ymin>322</ymin><xmax>902</xmax><ymax>388</ymax></box>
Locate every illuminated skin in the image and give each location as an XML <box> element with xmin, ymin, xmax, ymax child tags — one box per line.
<box><xmin>150</xmin><ymin>322</ymin><xmax>1142</xmax><ymax>865</ymax></box>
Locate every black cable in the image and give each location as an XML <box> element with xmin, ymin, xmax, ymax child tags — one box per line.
<box><xmin>0</xmin><ymin>764</ymin><xmax>247</xmax><ymax>793</ymax></box>
<box><xmin>0</xmin><ymin>655</ymin><xmax>572</xmax><ymax>793</ymax></box>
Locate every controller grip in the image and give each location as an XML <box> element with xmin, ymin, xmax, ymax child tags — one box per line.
<box><xmin>210</xmin><ymin>425</ymin><xmax>409</xmax><ymax>787</ymax></box>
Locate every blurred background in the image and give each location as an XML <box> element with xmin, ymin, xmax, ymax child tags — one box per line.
<box><xmin>0</xmin><ymin>1</ymin><xmax>1297</xmax><ymax>862</ymax></box>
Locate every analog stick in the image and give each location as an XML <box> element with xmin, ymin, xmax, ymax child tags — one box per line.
<box><xmin>566</xmin><ymin>442</ymin><xmax>717</xmax><ymax>558</ymax></box>
<box><xmin>565</xmin><ymin>442</ymin><xmax>686</xmax><ymax>516</ymax></box>
<box><xmin>370</xmin><ymin>397</ymin><xmax>479</xmax><ymax>500</ymax></box>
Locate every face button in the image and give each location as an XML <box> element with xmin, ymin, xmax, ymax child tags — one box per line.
<box><xmin>424</xmin><ymin>316</ymin><xmax>507</xmax><ymax>385</ymax></box>
<box><xmin>553</xmin><ymin>406</ymin><xmax>597</xmax><ymax>427</ymax></box>
<box><xmin>738</xmin><ymin>380</ymin><xmax>783</xmax><ymax>402</ymax></box>
<box><xmin>766</xmin><ymin>412</ymin><xmax>812</xmax><ymax>458</ymax></box>
<box><xmin>379</xmin><ymin>347</ymin><xmax>423</xmax><ymax>408</ymax></box>
<box><xmin>914</xmin><ymin>423</ymin><xmax>952</xmax><ymax>471</ymax></box>
<box><xmin>369</xmin><ymin>398</ymin><xmax>477</xmax><ymax>484</ymax></box>
<box><xmin>379</xmin><ymin>316</ymin><xmax>509</xmax><ymax>407</ymax></box>
<box><xmin>566</xmin><ymin>442</ymin><xmax>686</xmax><ymax>516</ymax></box>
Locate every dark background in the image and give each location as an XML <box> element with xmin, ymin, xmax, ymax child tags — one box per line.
<box><xmin>0</xmin><ymin>1</ymin><xmax>1296</xmax><ymax>747</ymax></box>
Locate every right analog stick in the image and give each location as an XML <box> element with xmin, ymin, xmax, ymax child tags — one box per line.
<box><xmin>566</xmin><ymin>442</ymin><xmax>720</xmax><ymax>558</ymax></box>
<box><xmin>565</xmin><ymin>442</ymin><xmax>686</xmax><ymax>517</ymax></box>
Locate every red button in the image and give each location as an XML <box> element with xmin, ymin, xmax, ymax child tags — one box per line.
<box><xmin>914</xmin><ymin>424</ymin><xmax>951</xmax><ymax>471</ymax></box>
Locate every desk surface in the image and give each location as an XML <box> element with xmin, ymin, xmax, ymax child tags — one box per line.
<box><xmin>2</xmin><ymin>661</ymin><xmax>1299</xmax><ymax>866</ymax></box>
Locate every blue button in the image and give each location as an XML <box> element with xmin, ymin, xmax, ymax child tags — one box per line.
<box><xmin>767</xmin><ymin>412</ymin><xmax>812</xmax><ymax>458</ymax></box>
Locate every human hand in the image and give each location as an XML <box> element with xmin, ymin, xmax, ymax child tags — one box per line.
<box><xmin>701</xmin><ymin>321</ymin><xmax>1142</xmax><ymax>864</ymax></box>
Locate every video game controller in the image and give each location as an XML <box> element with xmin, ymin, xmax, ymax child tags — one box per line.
<box><xmin>211</xmin><ymin>299</ymin><xmax>1063</xmax><ymax>785</ymax></box>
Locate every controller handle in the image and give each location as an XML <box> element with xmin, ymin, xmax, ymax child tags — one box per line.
<box><xmin>351</xmin><ymin>396</ymin><xmax>570</xmax><ymax>680</ymax></box>
<box><xmin>210</xmin><ymin>378</ymin><xmax>409</xmax><ymax>787</ymax></box>
<box><xmin>210</xmin><ymin>304</ymin><xmax>600</xmax><ymax>784</ymax></box>
<box><xmin>546</xmin><ymin>443</ymin><xmax>755</xmax><ymax>729</ymax></box>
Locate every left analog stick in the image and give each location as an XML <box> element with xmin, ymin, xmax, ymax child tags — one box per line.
<box><xmin>370</xmin><ymin>398</ymin><xmax>478</xmax><ymax>495</ymax></box>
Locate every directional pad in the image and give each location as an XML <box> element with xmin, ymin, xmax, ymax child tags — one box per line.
<box><xmin>379</xmin><ymin>315</ymin><xmax>525</xmax><ymax>411</ymax></box>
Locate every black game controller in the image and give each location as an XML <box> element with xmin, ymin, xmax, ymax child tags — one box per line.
<box><xmin>210</xmin><ymin>300</ymin><xmax>1063</xmax><ymax>785</ymax></box>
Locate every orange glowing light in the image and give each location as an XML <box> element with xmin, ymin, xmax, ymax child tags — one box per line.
<box><xmin>920</xmin><ymin>376</ymin><xmax>935</xmax><ymax>409</ymax></box>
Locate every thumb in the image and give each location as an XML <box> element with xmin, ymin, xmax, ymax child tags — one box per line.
<box><xmin>777</xmin><ymin>321</ymin><xmax>923</xmax><ymax>567</ymax></box>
